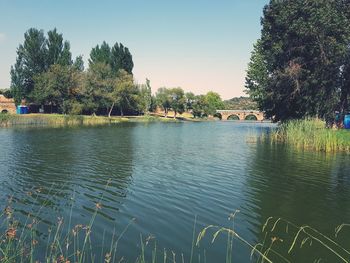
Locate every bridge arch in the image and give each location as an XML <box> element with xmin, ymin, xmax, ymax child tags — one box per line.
<box><xmin>245</xmin><ymin>114</ymin><xmax>258</xmax><ymax>121</ymax></box>
<box><xmin>216</xmin><ymin>110</ymin><xmax>264</xmax><ymax>121</ymax></box>
<box><xmin>227</xmin><ymin>114</ymin><xmax>240</xmax><ymax>120</ymax></box>
<box><xmin>1</xmin><ymin>109</ymin><xmax>9</xmax><ymax>114</ymax></box>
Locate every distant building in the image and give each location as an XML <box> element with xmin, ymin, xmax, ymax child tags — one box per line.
<box><xmin>0</xmin><ymin>95</ymin><xmax>16</xmax><ymax>114</ymax></box>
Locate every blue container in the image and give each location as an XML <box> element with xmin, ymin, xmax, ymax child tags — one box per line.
<box><xmin>16</xmin><ymin>106</ymin><xmax>28</xmax><ymax>114</ymax></box>
<box><xmin>344</xmin><ymin>115</ymin><xmax>350</xmax><ymax>129</ymax></box>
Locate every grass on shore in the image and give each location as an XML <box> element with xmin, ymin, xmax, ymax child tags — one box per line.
<box><xmin>270</xmin><ymin>119</ymin><xmax>350</xmax><ymax>152</ymax></box>
<box><xmin>0</xmin><ymin>113</ymin><xmax>178</xmax><ymax>127</ymax></box>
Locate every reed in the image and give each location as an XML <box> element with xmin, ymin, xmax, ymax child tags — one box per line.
<box><xmin>1</xmin><ymin>183</ymin><xmax>349</xmax><ymax>263</ymax></box>
<box><xmin>0</xmin><ymin>114</ymin><xmax>177</xmax><ymax>127</ymax></box>
<box><xmin>1</xmin><ymin>204</ymin><xmax>350</xmax><ymax>262</ymax></box>
<box><xmin>270</xmin><ymin>119</ymin><xmax>350</xmax><ymax>152</ymax></box>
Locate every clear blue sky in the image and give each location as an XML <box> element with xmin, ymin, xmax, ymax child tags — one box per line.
<box><xmin>0</xmin><ymin>0</ymin><xmax>268</xmax><ymax>99</ymax></box>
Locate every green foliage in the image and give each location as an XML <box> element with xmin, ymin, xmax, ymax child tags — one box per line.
<box><xmin>111</xmin><ymin>69</ymin><xmax>138</xmax><ymax>116</ymax></box>
<box><xmin>155</xmin><ymin>87</ymin><xmax>187</xmax><ymax>117</ymax></box>
<box><xmin>191</xmin><ymin>94</ymin><xmax>208</xmax><ymax>118</ymax></box>
<box><xmin>154</xmin><ymin>89</ymin><xmax>225</xmax><ymax>119</ymax></box>
<box><xmin>155</xmin><ymin>87</ymin><xmax>172</xmax><ymax>116</ymax></box>
<box><xmin>73</xmin><ymin>55</ymin><xmax>84</xmax><ymax>71</ymax></box>
<box><xmin>185</xmin><ymin>92</ymin><xmax>196</xmax><ymax>111</ymax></box>
<box><xmin>10</xmin><ymin>28</ymin><xmax>73</xmax><ymax>104</ymax></box>
<box><xmin>84</xmin><ymin>62</ymin><xmax>114</xmax><ymax>114</ymax></box>
<box><xmin>168</xmin><ymin>87</ymin><xmax>186</xmax><ymax>117</ymax></box>
<box><xmin>245</xmin><ymin>40</ymin><xmax>268</xmax><ymax>111</ymax></box>
<box><xmin>0</xmin><ymin>89</ymin><xmax>13</xmax><ymax>98</ymax></box>
<box><xmin>204</xmin><ymin>91</ymin><xmax>225</xmax><ymax>116</ymax></box>
<box><xmin>32</xmin><ymin>64</ymin><xmax>84</xmax><ymax>114</ymax></box>
<box><xmin>138</xmin><ymin>78</ymin><xmax>152</xmax><ymax>114</ymax></box>
<box><xmin>89</xmin><ymin>41</ymin><xmax>134</xmax><ymax>74</ymax></box>
<box><xmin>47</xmin><ymin>28</ymin><xmax>72</xmax><ymax>66</ymax></box>
<box><xmin>89</xmin><ymin>41</ymin><xmax>111</xmax><ymax>66</ymax></box>
<box><xmin>224</xmin><ymin>96</ymin><xmax>258</xmax><ymax>110</ymax></box>
<box><xmin>111</xmin><ymin>42</ymin><xmax>134</xmax><ymax>74</ymax></box>
<box><xmin>246</xmin><ymin>0</ymin><xmax>350</xmax><ymax>122</ymax></box>
<box><xmin>9</xmin><ymin>28</ymin><xmax>228</xmax><ymax>119</ymax></box>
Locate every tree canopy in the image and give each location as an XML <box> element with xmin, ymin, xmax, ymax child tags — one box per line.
<box><xmin>245</xmin><ymin>0</ymin><xmax>350</xmax><ymax>122</ymax></box>
<box><xmin>10</xmin><ymin>28</ymin><xmax>226</xmax><ymax>118</ymax></box>
<box><xmin>89</xmin><ymin>41</ymin><xmax>134</xmax><ymax>74</ymax></box>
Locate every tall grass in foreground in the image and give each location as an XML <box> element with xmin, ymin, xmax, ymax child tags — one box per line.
<box><xmin>270</xmin><ymin>119</ymin><xmax>350</xmax><ymax>152</ymax></box>
<box><xmin>2</xmin><ymin>193</ymin><xmax>350</xmax><ymax>263</ymax></box>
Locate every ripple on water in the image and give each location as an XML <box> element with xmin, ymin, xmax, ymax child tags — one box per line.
<box><xmin>1</xmin><ymin>122</ymin><xmax>350</xmax><ymax>262</ymax></box>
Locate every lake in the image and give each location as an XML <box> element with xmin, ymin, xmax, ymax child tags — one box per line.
<box><xmin>0</xmin><ymin>122</ymin><xmax>350</xmax><ymax>262</ymax></box>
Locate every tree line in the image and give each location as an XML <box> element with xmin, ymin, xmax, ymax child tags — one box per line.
<box><xmin>245</xmin><ymin>0</ymin><xmax>350</xmax><ymax>123</ymax></box>
<box><xmin>9</xmin><ymin>28</ymin><xmax>225</xmax><ymax>117</ymax></box>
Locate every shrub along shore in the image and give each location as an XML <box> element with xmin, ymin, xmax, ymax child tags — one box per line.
<box><xmin>270</xmin><ymin>119</ymin><xmax>350</xmax><ymax>153</ymax></box>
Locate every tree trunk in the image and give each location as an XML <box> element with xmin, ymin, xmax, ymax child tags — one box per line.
<box><xmin>174</xmin><ymin>111</ymin><xmax>177</xmax><ymax>119</ymax></box>
<box><xmin>108</xmin><ymin>102</ymin><xmax>115</xmax><ymax>118</ymax></box>
<box><xmin>164</xmin><ymin>108</ymin><xmax>168</xmax><ymax>118</ymax></box>
<box><xmin>120</xmin><ymin>107</ymin><xmax>124</xmax><ymax>117</ymax></box>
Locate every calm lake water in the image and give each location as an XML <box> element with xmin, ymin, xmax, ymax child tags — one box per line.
<box><xmin>1</xmin><ymin>122</ymin><xmax>350</xmax><ymax>262</ymax></box>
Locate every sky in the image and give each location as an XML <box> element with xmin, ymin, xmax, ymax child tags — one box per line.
<box><xmin>0</xmin><ymin>0</ymin><xmax>268</xmax><ymax>99</ymax></box>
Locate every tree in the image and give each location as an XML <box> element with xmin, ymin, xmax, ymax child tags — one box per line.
<box><xmin>192</xmin><ymin>95</ymin><xmax>208</xmax><ymax>118</ymax></box>
<box><xmin>89</xmin><ymin>41</ymin><xmax>134</xmax><ymax>75</ymax></box>
<box><xmin>246</xmin><ymin>0</ymin><xmax>350</xmax><ymax>122</ymax></box>
<box><xmin>110</xmin><ymin>70</ymin><xmax>138</xmax><ymax>117</ymax></box>
<box><xmin>138</xmin><ymin>78</ymin><xmax>152</xmax><ymax>114</ymax></box>
<box><xmin>88</xmin><ymin>41</ymin><xmax>111</xmax><ymax>67</ymax></box>
<box><xmin>32</xmin><ymin>64</ymin><xmax>83</xmax><ymax>113</ymax></box>
<box><xmin>10</xmin><ymin>28</ymin><xmax>73</xmax><ymax>104</ymax></box>
<box><xmin>10</xmin><ymin>28</ymin><xmax>47</xmax><ymax>104</ymax></box>
<box><xmin>111</xmin><ymin>43</ymin><xmax>134</xmax><ymax>74</ymax></box>
<box><xmin>73</xmin><ymin>55</ymin><xmax>84</xmax><ymax>72</ymax></box>
<box><xmin>185</xmin><ymin>92</ymin><xmax>196</xmax><ymax>111</ymax></box>
<box><xmin>245</xmin><ymin>40</ymin><xmax>269</xmax><ymax>111</ymax></box>
<box><xmin>169</xmin><ymin>88</ymin><xmax>186</xmax><ymax>118</ymax></box>
<box><xmin>204</xmin><ymin>91</ymin><xmax>224</xmax><ymax>116</ymax></box>
<box><xmin>156</xmin><ymin>88</ymin><xmax>171</xmax><ymax>117</ymax></box>
<box><xmin>84</xmin><ymin>62</ymin><xmax>114</xmax><ymax>115</ymax></box>
<box><xmin>47</xmin><ymin>28</ymin><xmax>72</xmax><ymax>66</ymax></box>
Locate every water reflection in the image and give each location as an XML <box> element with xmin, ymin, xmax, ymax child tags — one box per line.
<box><xmin>245</xmin><ymin>143</ymin><xmax>350</xmax><ymax>261</ymax></box>
<box><xmin>0</xmin><ymin>122</ymin><xmax>350</xmax><ymax>262</ymax></box>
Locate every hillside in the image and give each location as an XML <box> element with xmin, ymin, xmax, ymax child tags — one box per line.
<box><xmin>223</xmin><ymin>96</ymin><xmax>258</xmax><ymax>110</ymax></box>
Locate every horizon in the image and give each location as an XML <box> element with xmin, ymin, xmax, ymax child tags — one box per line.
<box><xmin>0</xmin><ymin>0</ymin><xmax>268</xmax><ymax>100</ymax></box>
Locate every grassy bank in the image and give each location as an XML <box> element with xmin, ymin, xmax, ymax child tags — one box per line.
<box><xmin>0</xmin><ymin>113</ymin><xmax>178</xmax><ymax>127</ymax></box>
<box><xmin>270</xmin><ymin>119</ymin><xmax>350</xmax><ymax>152</ymax></box>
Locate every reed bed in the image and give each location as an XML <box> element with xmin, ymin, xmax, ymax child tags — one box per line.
<box><xmin>0</xmin><ymin>114</ymin><xmax>176</xmax><ymax>127</ymax></box>
<box><xmin>1</xmin><ymin>195</ymin><xmax>350</xmax><ymax>263</ymax></box>
<box><xmin>270</xmin><ymin>119</ymin><xmax>350</xmax><ymax>152</ymax></box>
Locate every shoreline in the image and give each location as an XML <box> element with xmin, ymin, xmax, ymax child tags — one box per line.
<box><xmin>0</xmin><ymin>113</ymin><xmax>183</xmax><ymax>128</ymax></box>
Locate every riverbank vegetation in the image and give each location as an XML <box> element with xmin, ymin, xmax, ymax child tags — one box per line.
<box><xmin>1</xmin><ymin>193</ymin><xmax>349</xmax><ymax>263</ymax></box>
<box><xmin>270</xmin><ymin>119</ymin><xmax>350</xmax><ymax>152</ymax></box>
<box><xmin>245</xmin><ymin>1</ymin><xmax>350</xmax><ymax>124</ymax></box>
<box><xmin>6</xmin><ymin>28</ymin><xmax>227</xmax><ymax>119</ymax></box>
<box><xmin>0</xmin><ymin>114</ymin><xmax>180</xmax><ymax>127</ymax></box>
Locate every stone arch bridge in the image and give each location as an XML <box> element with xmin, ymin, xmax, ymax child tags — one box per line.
<box><xmin>0</xmin><ymin>95</ymin><xmax>16</xmax><ymax>114</ymax></box>
<box><xmin>215</xmin><ymin>110</ymin><xmax>264</xmax><ymax>121</ymax></box>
